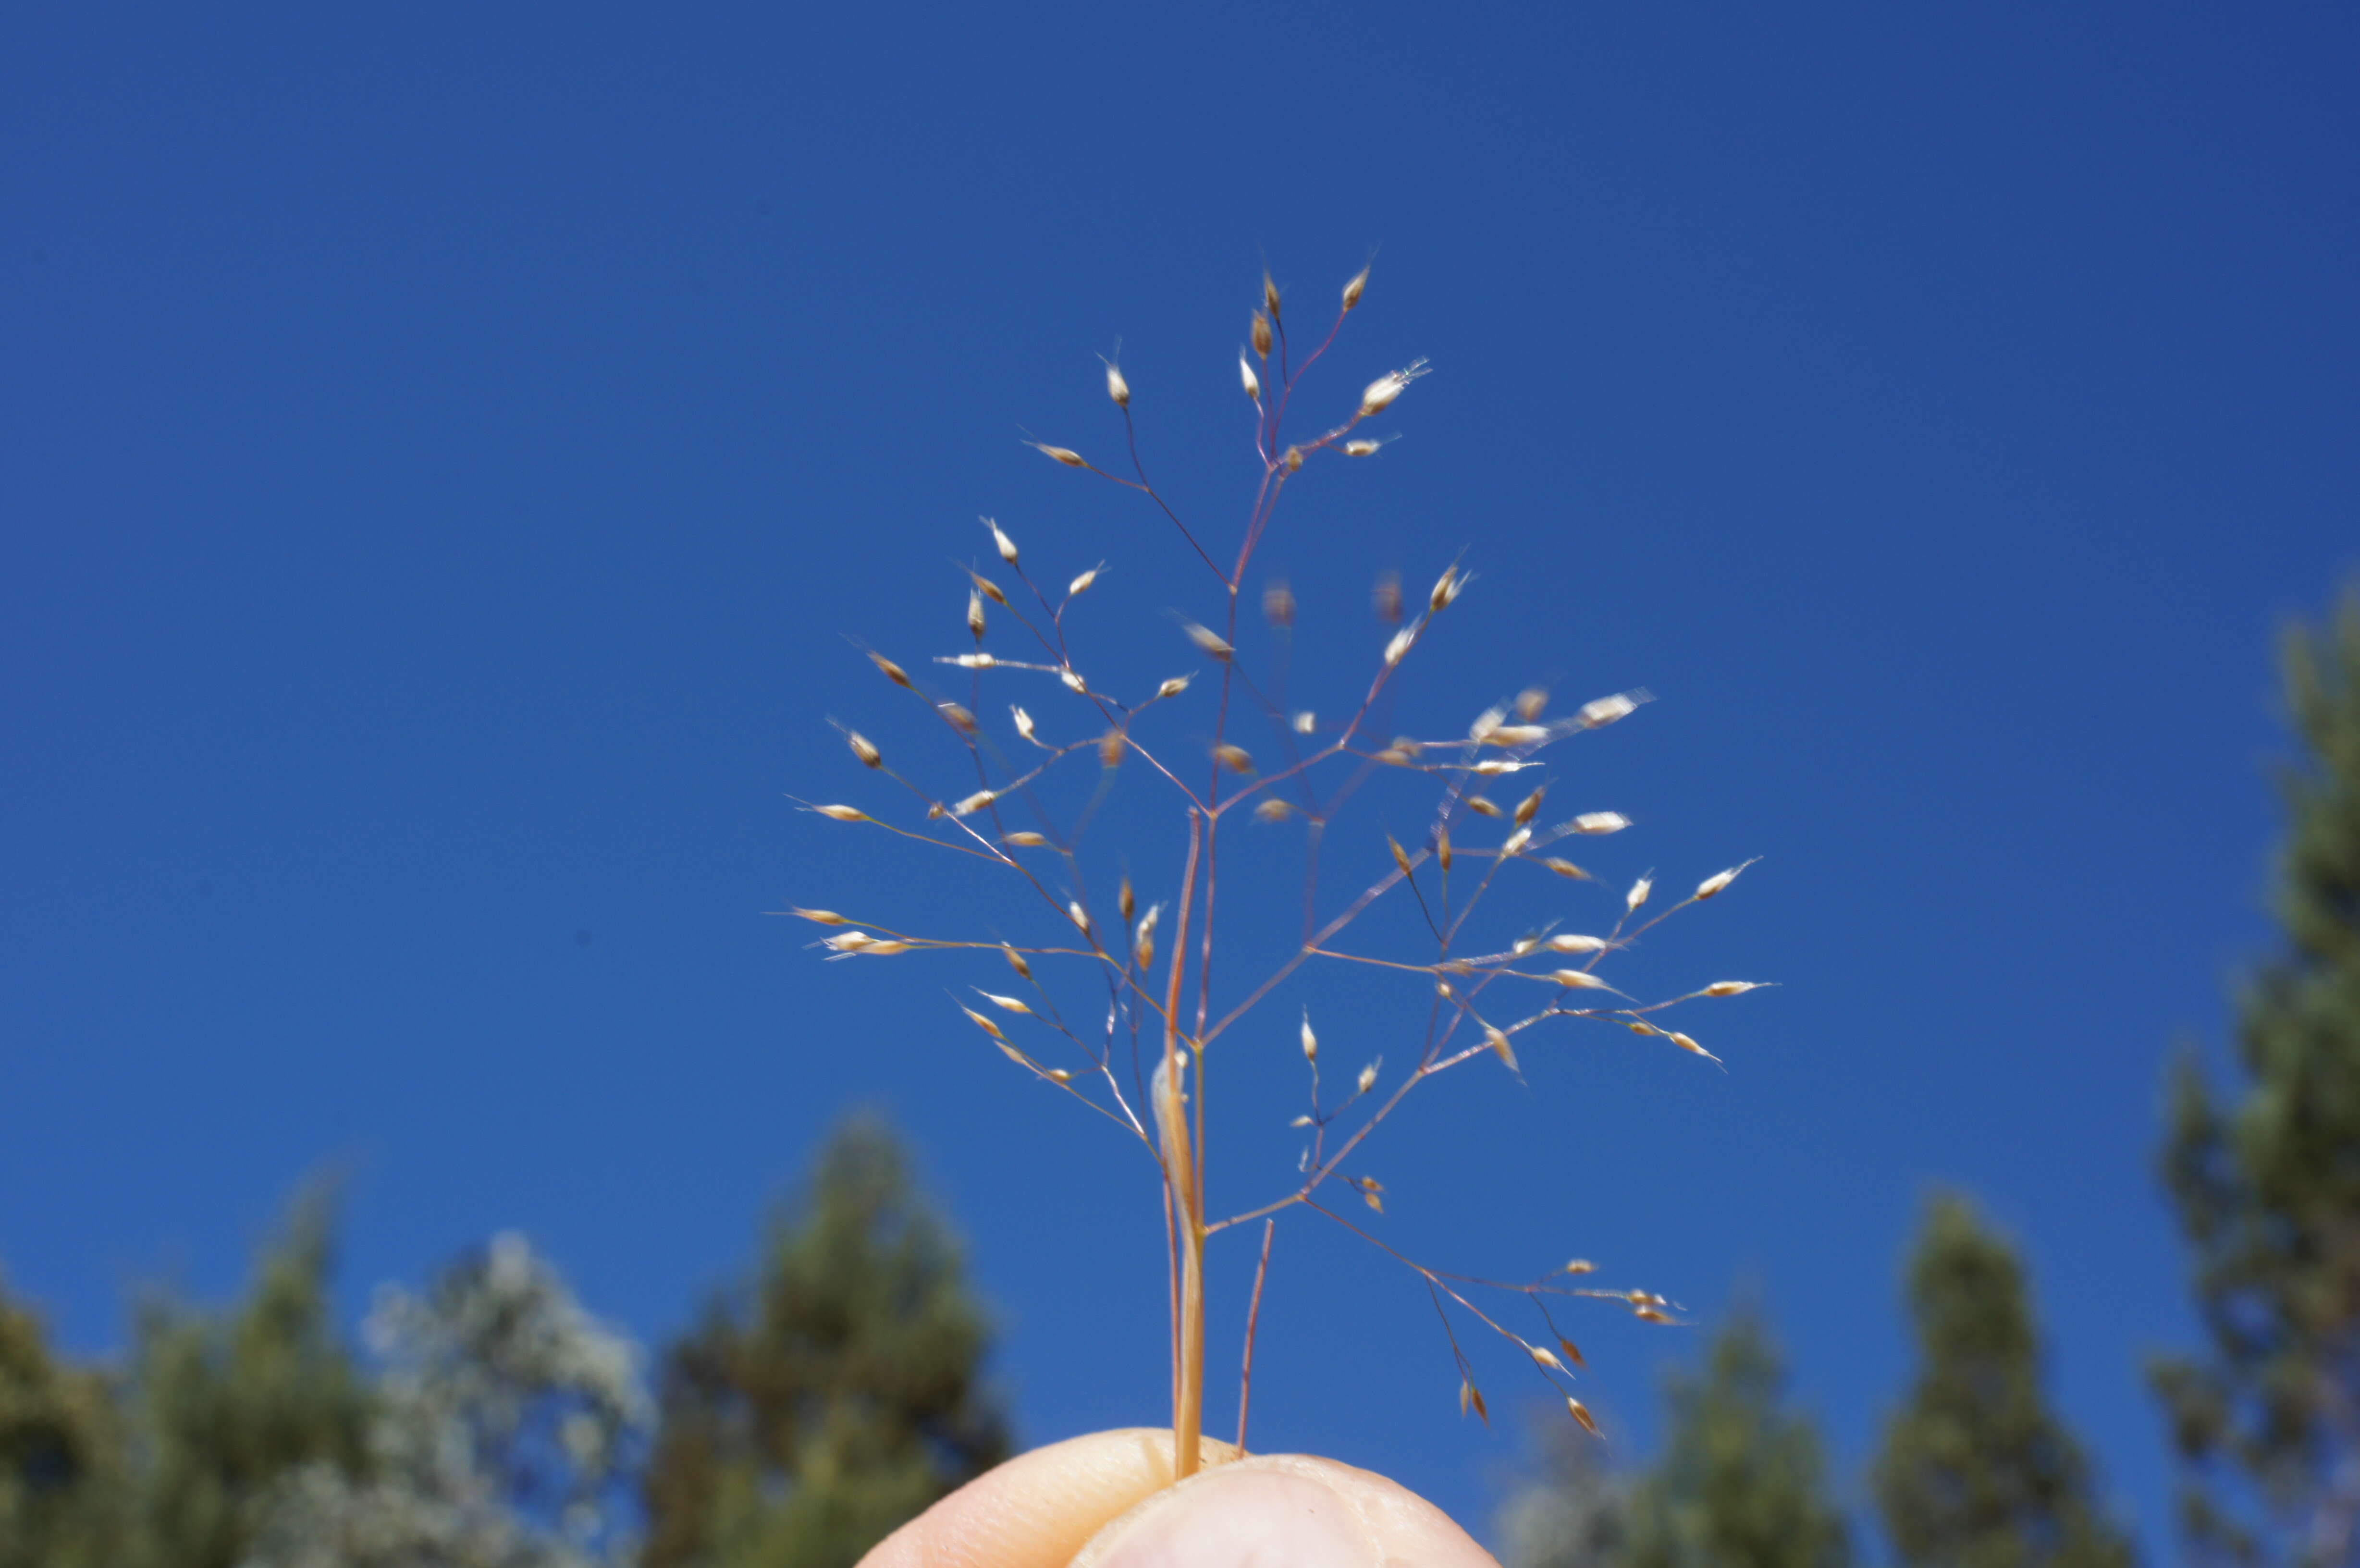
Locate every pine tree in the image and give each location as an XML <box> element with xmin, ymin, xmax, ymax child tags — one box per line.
<box><xmin>1625</xmin><ymin>1308</ymin><xmax>1850</xmax><ymax>1568</ymax></box>
<box><xmin>117</xmin><ymin>1193</ymin><xmax>373</xmax><ymax>1568</ymax></box>
<box><xmin>1875</xmin><ymin>1192</ymin><xmax>2134</xmax><ymax>1568</ymax></box>
<box><xmin>2153</xmin><ymin>591</ymin><xmax>2360</xmax><ymax>1568</ymax></box>
<box><xmin>0</xmin><ymin>1273</ymin><xmax>124</xmax><ymax>1568</ymax></box>
<box><xmin>641</xmin><ymin>1116</ymin><xmax>1009</xmax><ymax>1568</ymax></box>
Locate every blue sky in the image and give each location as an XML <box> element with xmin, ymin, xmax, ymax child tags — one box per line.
<box><xmin>4</xmin><ymin>1</ymin><xmax>2356</xmax><ymax>1555</ymax></box>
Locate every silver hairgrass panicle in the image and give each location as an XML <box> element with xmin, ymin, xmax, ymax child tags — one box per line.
<box><xmin>785</xmin><ymin>261</ymin><xmax>1770</xmax><ymax>1481</ymax></box>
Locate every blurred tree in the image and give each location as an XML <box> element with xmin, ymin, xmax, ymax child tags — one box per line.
<box><xmin>246</xmin><ymin>1231</ymin><xmax>651</xmax><ymax>1568</ymax></box>
<box><xmin>0</xmin><ymin>1274</ymin><xmax>124</xmax><ymax>1568</ymax></box>
<box><xmin>1500</xmin><ymin>1413</ymin><xmax>1630</xmax><ymax>1568</ymax></box>
<box><xmin>1875</xmin><ymin>1193</ymin><xmax>2134</xmax><ymax>1568</ymax></box>
<box><xmin>2153</xmin><ymin>591</ymin><xmax>2360</xmax><ymax>1568</ymax></box>
<box><xmin>642</xmin><ymin>1116</ymin><xmax>1009</xmax><ymax>1568</ymax></box>
<box><xmin>1624</xmin><ymin>1308</ymin><xmax>1849</xmax><ymax>1568</ymax></box>
<box><xmin>116</xmin><ymin>1193</ymin><xmax>373</xmax><ymax>1568</ymax></box>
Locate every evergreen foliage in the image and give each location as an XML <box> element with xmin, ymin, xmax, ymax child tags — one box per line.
<box><xmin>641</xmin><ymin>1116</ymin><xmax>1008</xmax><ymax>1568</ymax></box>
<box><xmin>115</xmin><ymin>1195</ymin><xmax>374</xmax><ymax>1568</ymax></box>
<box><xmin>1501</xmin><ymin>1414</ymin><xmax>1630</xmax><ymax>1568</ymax></box>
<box><xmin>1875</xmin><ymin>1193</ymin><xmax>2134</xmax><ymax>1568</ymax></box>
<box><xmin>0</xmin><ymin>1276</ymin><xmax>123</xmax><ymax>1568</ymax></box>
<box><xmin>2153</xmin><ymin>591</ymin><xmax>2360</xmax><ymax>1568</ymax></box>
<box><xmin>1624</xmin><ymin>1309</ymin><xmax>1849</xmax><ymax>1568</ymax></box>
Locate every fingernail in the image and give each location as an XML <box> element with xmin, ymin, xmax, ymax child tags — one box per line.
<box><xmin>1088</xmin><ymin>1467</ymin><xmax>1376</xmax><ymax>1568</ymax></box>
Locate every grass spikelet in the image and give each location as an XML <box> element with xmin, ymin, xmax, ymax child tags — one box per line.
<box><xmin>1705</xmin><ymin>980</ymin><xmax>1763</xmax><ymax>997</ymax></box>
<box><xmin>1558</xmin><ymin>1336</ymin><xmax>1588</xmax><ymax>1368</ymax></box>
<box><xmin>959</xmin><ymin>1005</ymin><xmax>1007</xmax><ymax>1041</ymax></box>
<box><xmin>1548</xmin><ymin>933</ymin><xmax>1608</xmax><ymax>953</ymax></box>
<box><xmin>811</xmin><ymin>804</ymin><xmax>871</xmax><ymax>823</ymax></box>
<box><xmin>1461</xmin><ymin>1380</ymin><xmax>1489</xmax><ymax>1425</ymax></box>
<box><xmin>1003</xmin><ymin>830</ymin><xmax>1048</xmax><ymax>847</ymax></box>
<box><xmin>1031</xmin><ymin>442</ymin><xmax>1086</xmax><ymax>466</ymax></box>
<box><xmin>1551</xmin><ymin>969</ymin><xmax>1610</xmax><ymax>991</ymax></box>
<box><xmin>847</xmin><ymin>731</ymin><xmax>882</xmax><ymax>768</ymax></box>
<box><xmin>1695</xmin><ymin>858</ymin><xmax>1761</xmax><ymax>900</ymax></box>
<box><xmin>1543</xmin><ymin>858</ymin><xmax>1592</xmax><ymax>880</ymax></box>
<box><xmin>1530</xmin><ymin>1345</ymin><xmax>1566</xmax><ymax>1372</ymax></box>
<box><xmin>984</xmin><ymin>517</ymin><xmax>1020</xmax><ymax>564</ymax></box>
<box><xmin>1214</xmin><ymin>743</ymin><xmax>1254</xmax><ymax>774</ymax></box>
<box><xmin>1485</xmin><ymin>1027</ymin><xmax>1518</xmax><ymax>1071</ymax></box>
<box><xmin>868</xmin><ymin>652</ymin><xmax>912</xmax><ymax>688</ymax></box>
<box><xmin>1566</xmin><ymin>1397</ymin><xmax>1601</xmax><ymax>1438</ymax></box>
<box><xmin>787</xmin><ymin>907</ymin><xmax>848</xmax><ymax>925</ymax></box>
<box><xmin>1000</xmin><ymin>943</ymin><xmax>1030</xmax><ymax>981</ymax></box>
<box><xmin>976</xmin><ymin>990</ymin><xmax>1034</xmax><ymax>1016</ymax></box>
<box><xmin>1182</xmin><ymin>622</ymin><xmax>1235</xmax><ymax>660</ymax></box>
<box><xmin>1625</xmin><ymin>875</ymin><xmax>1653</xmax><ymax>913</ymax></box>
<box><xmin>1254</xmin><ymin>799</ymin><xmax>1294</xmax><ymax>822</ymax></box>
<box><xmin>1572</xmin><ymin>812</ymin><xmax>1629</xmax><ymax>835</ymax></box>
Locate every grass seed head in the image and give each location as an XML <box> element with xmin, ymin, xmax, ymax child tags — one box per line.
<box><xmin>1215</xmin><ymin>743</ymin><xmax>1254</xmax><ymax>773</ymax></box>
<box><xmin>968</xmin><ymin>590</ymin><xmax>986</xmax><ymax>638</ymax></box>
<box><xmin>1436</xmin><ymin>827</ymin><xmax>1453</xmax><ymax>872</ymax></box>
<box><xmin>1383</xmin><ymin>626</ymin><xmax>1415</xmax><ymax>667</ymax></box>
<box><xmin>1461</xmin><ymin>1379</ymin><xmax>1488</xmax><ymax>1424</ymax></box>
<box><xmin>1573</xmin><ymin>812</ymin><xmax>1630</xmax><ymax>835</ymax></box>
<box><xmin>939</xmin><ymin>702</ymin><xmax>978</xmax><ymax>736</ymax></box>
<box><xmin>1182</xmin><ymin>622</ymin><xmax>1235</xmax><ymax>661</ymax></box>
<box><xmin>951</xmin><ymin>789</ymin><xmax>997</xmax><ymax>817</ymax></box>
<box><xmin>1300</xmin><ymin>1010</ymin><xmax>1318</xmax><ymax>1064</ymax></box>
<box><xmin>1516</xmin><ymin>686</ymin><xmax>1549</xmax><ymax>721</ymax></box>
<box><xmin>1373</xmin><ymin>571</ymin><xmax>1403</xmax><ymax>624</ymax></box>
<box><xmin>1486</xmin><ymin>1027</ymin><xmax>1518</xmax><ymax>1071</ymax></box>
<box><xmin>1669</xmin><ymin>1031</ymin><xmax>1721</xmax><ymax>1064</ymax></box>
<box><xmin>1696</xmin><ymin>859</ymin><xmax>1757</xmax><ymax>900</ymax></box>
<box><xmin>1549</xmin><ymin>933</ymin><xmax>1607</xmax><ymax>954</ymax></box>
<box><xmin>1563</xmin><ymin>1258</ymin><xmax>1597</xmax><ymax>1275</ymax></box>
<box><xmin>1388</xmin><ymin>836</ymin><xmax>1414</xmax><ymax>878</ymax></box>
<box><xmin>1157</xmin><ymin>674</ymin><xmax>1193</xmax><ymax>699</ymax></box>
<box><xmin>1003</xmin><ymin>831</ymin><xmax>1048</xmax><ymax>847</ymax></box>
<box><xmin>1579</xmin><ymin>693</ymin><xmax>1637</xmax><ymax>727</ymax></box>
<box><xmin>1342</xmin><ymin>264</ymin><xmax>1369</xmax><ymax>311</ymax></box>
<box><xmin>1514</xmin><ymin>787</ymin><xmax>1545</xmax><ymax>825</ymax></box>
<box><xmin>1502</xmin><ymin>827</ymin><xmax>1532</xmax><ymax>856</ymax></box>
<box><xmin>1357</xmin><ymin>1060</ymin><xmax>1379</xmax><ymax>1095</ymax></box>
<box><xmin>870</xmin><ymin>652</ymin><xmax>912</xmax><ymax>688</ymax></box>
<box><xmin>1284</xmin><ymin>444</ymin><xmax>1303</xmax><ymax>473</ymax></box>
<box><xmin>968</xmin><ymin>570</ymin><xmax>1008</xmax><ymax>607</ymax></box>
<box><xmin>1705</xmin><ymin>980</ymin><xmax>1762</xmax><ymax>997</ymax></box>
<box><xmin>1264</xmin><ymin>579</ymin><xmax>1295</xmax><ymax>627</ymax></box>
<box><xmin>1465</xmin><ymin>795</ymin><xmax>1501</xmax><ymax>818</ymax></box>
<box><xmin>787</xmin><ymin>907</ymin><xmax>848</xmax><ymax>925</ymax></box>
<box><xmin>1239</xmin><ymin>351</ymin><xmax>1262</xmax><ymax>401</ymax></box>
<box><xmin>1067</xmin><ymin>901</ymin><xmax>1090</xmax><ymax>932</ymax></box>
<box><xmin>1254</xmin><ymin>798</ymin><xmax>1294</xmax><ymax>822</ymax></box>
<box><xmin>812</xmin><ymin>804</ymin><xmax>871</xmax><ymax>822</ymax></box>
<box><xmin>1252</xmin><ymin>310</ymin><xmax>1273</xmax><ymax>358</ymax></box>
<box><xmin>985</xmin><ymin>517</ymin><xmax>1020</xmax><ymax>564</ymax></box>
<box><xmin>1033</xmin><ymin>443</ymin><xmax>1085</xmax><ymax>467</ymax></box>
<box><xmin>1558</xmin><ymin>1336</ymin><xmax>1589</xmax><ymax>1367</ymax></box>
<box><xmin>1263</xmin><ymin>270</ymin><xmax>1282</xmax><ymax>320</ymax></box>
<box><xmin>1133</xmin><ymin>905</ymin><xmax>1159</xmax><ymax>970</ymax></box>
<box><xmin>1069</xmin><ymin>566</ymin><xmax>1099</xmax><ymax>598</ymax></box>
<box><xmin>1359</xmin><ymin>359</ymin><xmax>1429</xmax><ymax>417</ymax></box>
<box><xmin>960</xmin><ymin>1005</ymin><xmax>1007</xmax><ymax>1041</ymax></box>
<box><xmin>1001</xmin><ymin>942</ymin><xmax>1031</xmax><ymax>980</ymax></box>
<box><xmin>1101</xmin><ymin>728</ymin><xmax>1127</xmax><ymax>767</ymax></box>
<box><xmin>1543</xmin><ymin>858</ymin><xmax>1591</xmax><ymax>881</ymax></box>
<box><xmin>1343</xmin><ymin>437</ymin><xmax>1385</xmax><ymax>457</ymax></box>
<box><xmin>847</xmin><ymin>731</ymin><xmax>883</xmax><ymax>768</ymax></box>
<box><xmin>1292</xmin><ymin>710</ymin><xmax>1316</xmax><ymax>735</ymax></box>
<box><xmin>1011</xmin><ymin>706</ymin><xmax>1036</xmax><ymax>742</ymax></box>
<box><xmin>1119</xmin><ymin>876</ymin><xmax>1135</xmax><ymax>924</ymax></box>
<box><xmin>823</xmin><ymin>930</ymin><xmax>873</xmax><ymax>952</ymax></box>
<box><xmin>1626</xmin><ymin>875</ymin><xmax>1653</xmax><ymax>913</ymax></box>
<box><xmin>1552</xmin><ymin>969</ymin><xmax>1608</xmax><ymax>990</ymax></box>
<box><xmin>1566</xmin><ymin>1397</ymin><xmax>1601</xmax><ymax>1437</ymax></box>
<box><xmin>979</xmin><ymin>991</ymin><xmax>1034</xmax><ymax>1016</ymax></box>
<box><xmin>1530</xmin><ymin>1345</ymin><xmax>1565</xmax><ymax>1372</ymax></box>
<box><xmin>1104</xmin><ymin>359</ymin><xmax>1130</xmax><ymax>407</ymax></box>
<box><xmin>1429</xmin><ymin>567</ymin><xmax>1458</xmax><ymax>612</ymax></box>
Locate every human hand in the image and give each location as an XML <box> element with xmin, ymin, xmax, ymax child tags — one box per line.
<box><xmin>858</xmin><ymin>1429</ymin><xmax>1500</xmax><ymax>1568</ymax></box>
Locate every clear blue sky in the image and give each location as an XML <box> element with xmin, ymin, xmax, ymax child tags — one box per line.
<box><xmin>4</xmin><ymin>2</ymin><xmax>2355</xmax><ymax>1555</ymax></box>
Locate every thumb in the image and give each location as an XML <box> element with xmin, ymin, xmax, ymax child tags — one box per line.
<box><xmin>859</xmin><ymin>1429</ymin><xmax>1498</xmax><ymax>1568</ymax></box>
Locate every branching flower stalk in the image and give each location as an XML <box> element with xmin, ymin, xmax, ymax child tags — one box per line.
<box><xmin>789</xmin><ymin>262</ymin><xmax>1770</xmax><ymax>1482</ymax></box>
